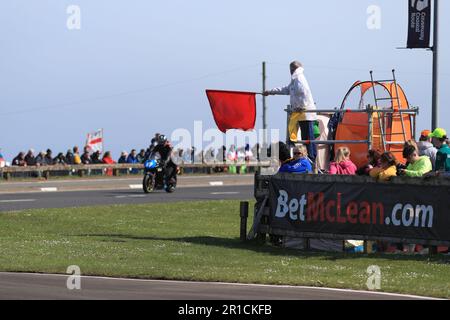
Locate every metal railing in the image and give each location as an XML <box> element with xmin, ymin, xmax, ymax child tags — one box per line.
<box><xmin>0</xmin><ymin>161</ymin><xmax>272</xmax><ymax>180</ymax></box>
<box><xmin>285</xmin><ymin>105</ymin><xmax>419</xmax><ymax>151</ymax></box>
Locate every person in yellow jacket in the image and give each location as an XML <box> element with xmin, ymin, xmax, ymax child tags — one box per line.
<box><xmin>73</xmin><ymin>146</ymin><xmax>82</xmax><ymax>165</ymax></box>
<box><xmin>369</xmin><ymin>152</ymin><xmax>397</xmax><ymax>181</ymax></box>
<box><xmin>399</xmin><ymin>145</ymin><xmax>432</xmax><ymax>177</ymax></box>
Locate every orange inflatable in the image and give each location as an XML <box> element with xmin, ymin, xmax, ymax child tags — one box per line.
<box><xmin>335</xmin><ymin>81</ymin><xmax>413</xmax><ymax>168</ymax></box>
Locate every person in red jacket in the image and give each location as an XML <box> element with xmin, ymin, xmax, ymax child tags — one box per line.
<box><xmin>329</xmin><ymin>146</ymin><xmax>357</xmax><ymax>175</ymax></box>
<box><xmin>102</xmin><ymin>151</ymin><xmax>116</xmax><ymax>176</ymax></box>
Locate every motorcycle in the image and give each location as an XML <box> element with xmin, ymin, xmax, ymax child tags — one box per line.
<box><xmin>142</xmin><ymin>153</ymin><xmax>176</xmax><ymax>193</ymax></box>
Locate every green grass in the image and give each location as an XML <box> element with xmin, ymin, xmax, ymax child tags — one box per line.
<box><xmin>0</xmin><ymin>200</ymin><xmax>449</xmax><ymax>298</ymax></box>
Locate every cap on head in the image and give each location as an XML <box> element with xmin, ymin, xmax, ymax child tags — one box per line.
<box><xmin>429</xmin><ymin>128</ymin><xmax>447</xmax><ymax>139</ymax></box>
<box><xmin>290</xmin><ymin>61</ymin><xmax>303</xmax><ymax>73</ymax></box>
<box><xmin>421</xmin><ymin>130</ymin><xmax>431</xmax><ymax>137</ymax></box>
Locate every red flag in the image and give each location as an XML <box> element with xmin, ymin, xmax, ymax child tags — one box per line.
<box><xmin>206</xmin><ymin>90</ymin><xmax>256</xmax><ymax>133</ymax></box>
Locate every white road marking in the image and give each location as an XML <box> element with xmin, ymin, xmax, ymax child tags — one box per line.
<box><xmin>0</xmin><ymin>199</ymin><xmax>36</xmax><ymax>203</ymax></box>
<box><xmin>129</xmin><ymin>185</ymin><xmax>142</xmax><ymax>189</ymax></box>
<box><xmin>40</xmin><ymin>188</ymin><xmax>58</xmax><ymax>192</ymax></box>
<box><xmin>209</xmin><ymin>181</ymin><xmax>224</xmax><ymax>186</ymax></box>
<box><xmin>114</xmin><ymin>195</ymin><xmax>146</xmax><ymax>199</ymax></box>
<box><xmin>210</xmin><ymin>192</ymin><xmax>239</xmax><ymax>195</ymax></box>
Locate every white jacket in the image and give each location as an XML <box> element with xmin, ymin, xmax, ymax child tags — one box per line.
<box><xmin>268</xmin><ymin>67</ymin><xmax>317</xmax><ymax>121</ymax></box>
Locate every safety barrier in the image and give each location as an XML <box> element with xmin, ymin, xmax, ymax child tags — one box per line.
<box><xmin>0</xmin><ymin>161</ymin><xmax>272</xmax><ymax>180</ymax></box>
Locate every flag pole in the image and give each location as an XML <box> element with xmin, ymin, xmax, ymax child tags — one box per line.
<box><xmin>431</xmin><ymin>0</ymin><xmax>439</xmax><ymax>130</ymax></box>
<box><xmin>262</xmin><ymin>61</ymin><xmax>267</xmax><ymax>147</ymax></box>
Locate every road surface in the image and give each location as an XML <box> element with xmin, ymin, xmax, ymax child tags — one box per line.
<box><xmin>0</xmin><ymin>273</ymin><xmax>437</xmax><ymax>300</ymax></box>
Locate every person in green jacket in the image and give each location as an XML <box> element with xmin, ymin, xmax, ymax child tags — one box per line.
<box><xmin>400</xmin><ymin>145</ymin><xmax>432</xmax><ymax>177</ymax></box>
<box><xmin>430</xmin><ymin>128</ymin><xmax>450</xmax><ymax>172</ymax></box>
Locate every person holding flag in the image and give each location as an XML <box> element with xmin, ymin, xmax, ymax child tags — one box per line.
<box><xmin>264</xmin><ymin>61</ymin><xmax>318</xmax><ymax>161</ymax></box>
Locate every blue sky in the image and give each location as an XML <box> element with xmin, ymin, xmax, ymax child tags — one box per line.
<box><xmin>1</xmin><ymin>0</ymin><xmax>449</xmax><ymax>159</ymax></box>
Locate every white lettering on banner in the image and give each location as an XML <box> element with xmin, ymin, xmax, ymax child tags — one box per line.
<box><xmin>275</xmin><ymin>190</ymin><xmax>289</xmax><ymax>218</ymax></box>
<box><xmin>275</xmin><ymin>190</ymin><xmax>308</xmax><ymax>221</ymax></box>
<box><xmin>276</xmin><ymin>190</ymin><xmax>435</xmax><ymax>228</ymax></box>
<box><xmin>390</xmin><ymin>203</ymin><xmax>434</xmax><ymax>228</ymax></box>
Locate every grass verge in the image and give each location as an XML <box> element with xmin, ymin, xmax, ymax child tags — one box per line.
<box><xmin>0</xmin><ymin>200</ymin><xmax>449</xmax><ymax>298</ymax></box>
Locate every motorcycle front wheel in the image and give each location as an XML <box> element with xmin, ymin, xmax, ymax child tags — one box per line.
<box><xmin>143</xmin><ymin>173</ymin><xmax>155</xmax><ymax>193</ymax></box>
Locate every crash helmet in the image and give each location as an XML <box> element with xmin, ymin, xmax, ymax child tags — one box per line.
<box><xmin>158</xmin><ymin>134</ymin><xmax>168</xmax><ymax>144</ymax></box>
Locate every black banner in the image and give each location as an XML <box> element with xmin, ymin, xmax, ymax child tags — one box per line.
<box><xmin>268</xmin><ymin>174</ymin><xmax>450</xmax><ymax>245</ymax></box>
<box><xmin>407</xmin><ymin>0</ymin><xmax>431</xmax><ymax>48</ymax></box>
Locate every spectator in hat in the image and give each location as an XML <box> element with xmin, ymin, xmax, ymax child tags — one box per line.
<box><xmin>118</xmin><ymin>151</ymin><xmax>128</xmax><ymax>164</ymax></box>
<box><xmin>430</xmin><ymin>128</ymin><xmax>450</xmax><ymax>172</ymax></box>
<box><xmin>399</xmin><ymin>145</ymin><xmax>432</xmax><ymax>177</ymax></box>
<box><xmin>24</xmin><ymin>149</ymin><xmax>36</xmax><ymax>166</ymax></box>
<box><xmin>264</xmin><ymin>60</ymin><xmax>318</xmax><ymax>161</ymax></box>
<box><xmin>417</xmin><ymin>130</ymin><xmax>438</xmax><ymax>170</ymax></box>
<box><xmin>65</xmin><ymin>149</ymin><xmax>74</xmax><ymax>165</ymax></box>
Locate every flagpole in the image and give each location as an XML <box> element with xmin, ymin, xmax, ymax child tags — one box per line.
<box><xmin>262</xmin><ymin>61</ymin><xmax>267</xmax><ymax>147</ymax></box>
<box><xmin>431</xmin><ymin>0</ymin><xmax>439</xmax><ymax>130</ymax></box>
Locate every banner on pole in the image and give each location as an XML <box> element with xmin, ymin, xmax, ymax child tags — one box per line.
<box><xmin>86</xmin><ymin>129</ymin><xmax>104</xmax><ymax>153</ymax></box>
<box><xmin>407</xmin><ymin>0</ymin><xmax>431</xmax><ymax>48</ymax></box>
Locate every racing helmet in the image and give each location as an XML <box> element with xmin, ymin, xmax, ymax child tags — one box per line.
<box><xmin>158</xmin><ymin>134</ymin><xmax>168</xmax><ymax>144</ymax></box>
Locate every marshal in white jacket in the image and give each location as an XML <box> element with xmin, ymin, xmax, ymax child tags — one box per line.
<box><xmin>268</xmin><ymin>67</ymin><xmax>317</xmax><ymax>121</ymax></box>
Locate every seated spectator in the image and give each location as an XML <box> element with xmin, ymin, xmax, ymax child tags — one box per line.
<box><xmin>118</xmin><ymin>151</ymin><xmax>128</xmax><ymax>164</ymax></box>
<box><xmin>102</xmin><ymin>151</ymin><xmax>116</xmax><ymax>176</ymax></box>
<box><xmin>417</xmin><ymin>130</ymin><xmax>437</xmax><ymax>170</ymax></box>
<box><xmin>53</xmin><ymin>152</ymin><xmax>67</xmax><ymax>165</ymax></box>
<box><xmin>430</xmin><ymin>128</ymin><xmax>450</xmax><ymax>173</ymax></box>
<box><xmin>399</xmin><ymin>145</ymin><xmax>432</xmax><ymax>177</ymax></box>
<box><xmin>279</xmin><ymin>145</ymin><xmax>312</xmax><ymax>174</ymax></box>
<box><xmin>44</xmin><ymin>149</ymin><xmax>54</xmax><ymax>165</ymax></box>
<box><xmin>35</xmin><ymin>151</ymin><xmax>46</xmax><ymax>166</ymax></box>
<box><xmin>24</xmin><ymin>149</ymin><xmax>36</xmax><ymax>166</ymax></box>
<box><xmin>73</xmin><ymin>146</ymin><xmax>82</xmax><ymax>165</ymax></box>
<box><xmin>90</xmin><ymin>151</ymin><xmax>102</xmax><ymax>164</ymax></box>
<box><xmin>12</xmin><ymin>152</ymin><xmax>27</xmax><ymax>166</ymax></box>
<box><xmin>329</xmin><ymin>147</ymin><xmax>357</xmax><ymax>175</ymax></box>
<box><xmin>369</xmin><ymin>152</ymin><xmax>398</xmax><ymax>181</ymax></box>
<box><xmin>357</xmin><ymin>149</ymin><xmax>381</xmax><ymax>175</ymax></box>
<box><xmin>136</xmin><ymin>149</ymin><xmax>146</xmax><ymax>163</ymax></box>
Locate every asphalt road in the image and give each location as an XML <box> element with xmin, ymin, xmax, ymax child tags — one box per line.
<box><xmin>0</xmin><ymin>273</ymin><xmax>435</xmax><ymax>300</ymax></box>
<box><xmin>0</xmin><ymin>184</ymin><xmax>253</xmax><ymax>211</ymax></box>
